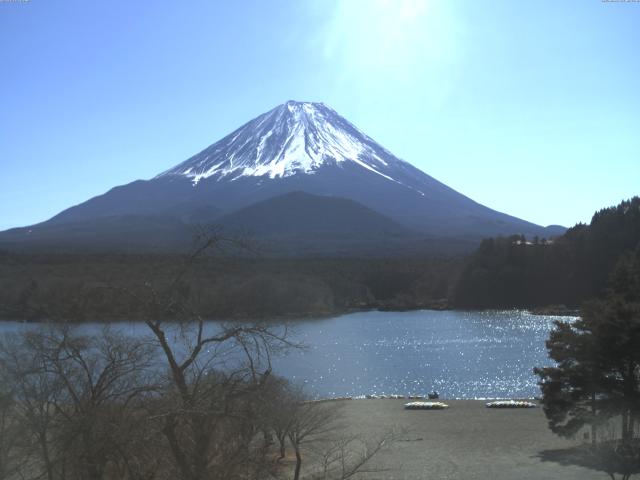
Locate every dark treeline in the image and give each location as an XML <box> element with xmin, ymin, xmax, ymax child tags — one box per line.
<box><xmin>0</xmin><ymin>253</ymin><xmax>461</xmax><ymax>321</ymax></box>
<box><xmin>455</xmin><ymin>197</ymin><xmax>640</xmax><ymax>309</ymax></box>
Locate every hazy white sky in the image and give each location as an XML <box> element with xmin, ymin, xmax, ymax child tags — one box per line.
<box><xmin>0</xmin><ymin>0</ymin><xmax>638</xmax><ymax>230</ymax></box>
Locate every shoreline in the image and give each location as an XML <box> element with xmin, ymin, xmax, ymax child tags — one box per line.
<box><xmin>330</xmin><ymin>398</ymin><xmax>603</xmax><ymax>479</ymax></box>
<box><xmin>310</xmin><ymin>394</ymin><xmax>542</xmax><ymax>402</ymax></box>
<box><xmin>0</xmin><ymin>305</ymin><xmax>579</xmax><ymax>324</ymax></box>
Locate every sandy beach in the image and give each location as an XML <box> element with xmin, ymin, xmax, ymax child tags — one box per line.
<box><xmin>328</xmin><ymin>399</ymin><xmax>603</xmax><ymax>480</ymax></box>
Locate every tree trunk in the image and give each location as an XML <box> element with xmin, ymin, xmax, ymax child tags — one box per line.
<box><xmin>293</xmin><ymin>444</ymin><xmax>302</xmax><ymax>480</ymax></box>
<box><xmin>192</xmin><ymin>419</ymin><xmax>212</xmax><ymax>480</ymax></box>
<box><xmin>276</xmin><ymin>433</ymin><xmax>286</xmax><ymax>460</ymax></box>
<box><xmin>262</xmin><ymin>429</ymin><xmax>273</xmax><ymax>448</ymax></box>
<box><xmin>591</xmin><ymin>391</ymin><xmax>597</xmax><ymax>446</ymax></box>
<box><xmin>39</xmin><ymin>432</ymin><xmax>55</xmax><ymax>480</ymax></box>
<box><xmin>163</xmin><ymin>416</ymin><xmax>194</xmax><ymax>480</ymax></box>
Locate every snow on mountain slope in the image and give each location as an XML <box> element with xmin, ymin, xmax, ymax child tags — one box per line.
<box><xmin>157</xmin><ymin>101</ymin><xmax>413</xmax><ymax>189</ymax></box>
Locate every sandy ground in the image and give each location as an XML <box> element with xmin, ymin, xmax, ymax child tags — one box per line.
<box><xmin>326</xmin><ymin>399</ymin><xmax>604</xmax><ymax>480</ymax></box>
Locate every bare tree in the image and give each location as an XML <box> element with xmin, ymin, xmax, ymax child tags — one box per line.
<box><xmin>120</xmin><ymin>232</ymin><xmax>297</xmax><ymax>480</ymax></box>
<box><xmin>311</xmin><ymin>431</ymin><xmax>399</xmax><ymax>480</ymax></box>
<box><xmin>0</xmin><ymin>325</ymin><xmax>159</xmax><ymax>480</ymax></box>
<box><xmin>0</xmin><ymin>329</ymin><xmax>65</xmax><ymax>480</ymax></box>
<box><xmin>285</xmin><ymin>395</ymin><xmax>343</xmax><ymax>480</ymax></box>
<box><xmin>261</xmin><ymin>376</ymin><xmax>296</xmax><ymax>461</ymax></box>
<box><xmin>0</xmin><ymin>385</ymin><xmax>22</xmax><ymax>480</ymax></box>
<box><xmin>145</xmin><ymin>317</ymin><xmax>294</xmax><ymax>478</ymax></box>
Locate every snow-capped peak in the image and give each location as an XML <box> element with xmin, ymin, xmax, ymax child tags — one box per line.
<box><xmin>157</xmin><ymin>101</ymin><xmax>406</xmax><ymax>185</ymax></box>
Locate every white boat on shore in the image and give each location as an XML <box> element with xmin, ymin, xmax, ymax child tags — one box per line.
<box><xmin>404</xmin><ymin>401</ymin><xmax>449</xmax><ymax>410</ymax></box>
<box><xmin>485</xmin><ymin>400</ymin><xmax>537</xmax><ymax>409</ymax></box>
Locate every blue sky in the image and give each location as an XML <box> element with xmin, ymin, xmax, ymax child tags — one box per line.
<box><xmin>0</xmin><ymin>0</ymin><xmax>638</xmax><ymax>231</ymax></box>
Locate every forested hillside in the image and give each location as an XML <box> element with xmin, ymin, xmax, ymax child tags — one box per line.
<box><xmin>0</xmin><ymin>254</ymin><xmax>459</xmax><ymax>321</ymax></box>
<box><xmin>454</xmin><ymin>197</ymin><xmax>640</xmax><ymax>308</ymax></box>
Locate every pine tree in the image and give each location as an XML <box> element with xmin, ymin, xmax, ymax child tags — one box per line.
<box><xmin>535</xmin><ymin>248</ymin><xmax>640</xmax><ymax>445</ymax></box>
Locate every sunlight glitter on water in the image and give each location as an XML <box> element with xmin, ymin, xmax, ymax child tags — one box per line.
<box><xmin>271</xmin><ymin>309</ymin><xmax>575</xmax><ymax>399</ymax></box>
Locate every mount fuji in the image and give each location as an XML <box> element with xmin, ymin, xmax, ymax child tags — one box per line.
<box><xmin>0</xmin><ymin>101</ymin><xmax>564</xmax><ymax>254</ymax></box>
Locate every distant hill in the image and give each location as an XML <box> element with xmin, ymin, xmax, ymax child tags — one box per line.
<box><xmin>454</xmin><ymin>196</ymin><xmax>640</xmax><ymax>308</ymax></box>
<box><xmin>215</xmin><ymin>191</ymin><xmax>432</xmax><ymax>256</ymax></box>
<box><xmin>218</xmin><ymin>191</ymin><xmax>410</xmax><ymax>237</ymax></box>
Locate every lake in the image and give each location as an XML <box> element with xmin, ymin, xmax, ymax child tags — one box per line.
<box><xmin>0</xmin><ymin>309</ymin><xmax>573</xmax><ymax>399</ymax></box>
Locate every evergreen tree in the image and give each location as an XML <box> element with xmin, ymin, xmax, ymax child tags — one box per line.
<box><xmin>535</xmin><ymin>249</ymin><xmax>640</xmax><ymax>445</ymax></box>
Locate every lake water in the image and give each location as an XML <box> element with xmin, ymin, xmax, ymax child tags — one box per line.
<box><xmin>0</xmin><ymin>310</ymin><xmax>574</xmax><ymax>399</ymax></box>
